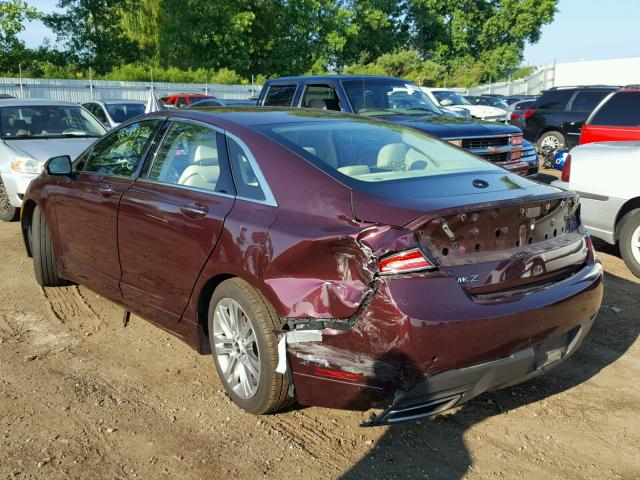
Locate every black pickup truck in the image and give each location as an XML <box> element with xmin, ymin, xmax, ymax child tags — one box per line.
<box><xmin>257</xmin><ymin>75</ymin><xmax>539</xmax><ymax>176</ymax></box>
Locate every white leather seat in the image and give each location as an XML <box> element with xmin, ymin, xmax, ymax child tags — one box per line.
<box><xmin>178</xmin><ymin>144</ymin><xmax>220</xmax><ymax>191</ymax></box>
<box><xmin>404</xmin><ymin>148</ymin><xmax>429</xmax><ymax>170</ymax></box>
<box><xmin>338</xmin><ymin>165</ymin><xmax>371</xmax><ymax>176</ymax></box>
<box><xmin>377</xmin><ymin>143</ymin><xmax>408</xmax><ymax>171</ymax></box>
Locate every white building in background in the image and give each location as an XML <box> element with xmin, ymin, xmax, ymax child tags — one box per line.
<box><xmin>554</xmin><ymin>57</ymin><xmax>640</xmax><ymax>86</ymax></box>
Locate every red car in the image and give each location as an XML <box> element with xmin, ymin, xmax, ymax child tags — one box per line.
<box><xmin>161</xmin><ymin>93</ymin><xmax>216</xmax><ymax>108</ymax></box>
<box><xmin>580</xmin><ymin>86</ymin><xmax>640</xmax><ymax>144</ymax></box>
<box><xmin>21</xmin><ymin>108</ymin><xmax>603</xmax><ymax>425</ymax></box>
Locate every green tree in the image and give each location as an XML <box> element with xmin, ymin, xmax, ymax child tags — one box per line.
<box><xmin>0</xmin><ymin>0</ymin><xmax>40</xmax><ymax>72</ymax></box>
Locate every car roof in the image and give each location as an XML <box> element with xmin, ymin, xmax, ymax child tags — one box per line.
<box><xmin>266</xmin><ymin>75</ymin><xmax>407</xmax><ymax>83</ymax></box>
<box><xmin>0</xmin><ymin>98</ymin><xmax>82</xmax><ymax>108</ymax></box>
<box><xmin>152</xmin><ymin>106</ymin><xmax>371</xmax><ymax>127</ymax></box>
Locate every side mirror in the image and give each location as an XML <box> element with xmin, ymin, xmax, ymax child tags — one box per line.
<box><xmin>45</xmin><ymin>155</ymin><xmax>73</xmax><ymax>176</ymax></box>
<box><xmin>440</xmin><ymin>98</ymin><xmax>454</xmax><ymax>106</ymax></box>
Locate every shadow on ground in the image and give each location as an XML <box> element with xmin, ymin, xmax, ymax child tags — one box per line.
<box><xmin>340</xmin><ymin>271</ymin><xmax>639</xmax><ymax>479</ymax></box>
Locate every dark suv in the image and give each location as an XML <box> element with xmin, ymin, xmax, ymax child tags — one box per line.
<box><xmin>522</xmin><ymin>86</ymin><xmax>618</xmax><ymax>151</ymax></box>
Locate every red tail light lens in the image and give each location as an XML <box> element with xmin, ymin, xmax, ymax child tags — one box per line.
<box><xmin>561</xmin><ymin>154</ymin><xmax>572</xmax><ymax>182</ymax></box>
<box><xmin>378</xmin><ymin>248</ymin><xmax>435</xmax><ymax>274</ymax></box>
<box><xmin>511</xmin><ymin>112</ymin><xmax>521</xmax><ymax>120</ymax></box>
<box><xmin>313</xmin><ymin>367</ymin><xmax>364</xmax><ymax>382</ymax></box>
<box><xmin>524</xmin><ymin>108</ymin><xmax>536</xmax><ymax>119</ymax></box>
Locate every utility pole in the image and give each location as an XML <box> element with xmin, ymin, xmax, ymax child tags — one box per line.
<box><xmin>89</xmin><ymin>67</ymin><xmax>94</xmax><ymax>99</ymax></box>
<box><xmin>18</xmin><ymin>63</ymin><xmax>24</xmax><ymax>98</ymax></box>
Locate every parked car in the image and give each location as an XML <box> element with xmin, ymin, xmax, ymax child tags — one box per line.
<box><xmin>189</xmin><ymin>98</ymin><xmax>257</xmax><ymax>108</ymax></box>
<box><xmin>161</xmin><ymin>94</ymin><xmax>216</xmax><ymax>108</ymax></box>
<box><xmin>258</xmin><ymin>76</ymin><xmax>538</xmax><ymax>177</ymax></box>
<box><xmin>579</xmin><ymin>86</ymin><xmax>640</xmax><ymax>145</ymax></box>
<box><xmin>504</xmin><ymin>95</ymin><xmax>537</xmax><ymax>105</ymax></box>
<box><xmin>509</xmin><ymin>99</ymin><xmax>536</xmax><ymax>129</ymax></box>
<box><xmin>465</xmin><ymin>95</ymin><xmax>511</xmax><ymax>110</ymax></box>
<box><xmin>82</xmin><ymin>99</ymin><xmax>146</xmax><ymax>128</ymax></box>
<box><xmin>552</xmin><ymin>141</ymin><xmax>640</xmax><ymax>277</ymax></box>
<box><xmin>422</xmin><ymin>88</ymin><xmax>509</xmax><ymax>122</ymax></box>
<box><xmin>522</xmin><ymin>86</ymin><xmax>618</xmax><ymax>151</ymax></box>
<box><xmin>0</xmin><ymin>99</ymin><xmax>106</xmax><ymax>221</ymax></box>
<box><xmin>21</xmin><ymin>108</ymin><xmax>602</xmax><ymax>424</ymax></box>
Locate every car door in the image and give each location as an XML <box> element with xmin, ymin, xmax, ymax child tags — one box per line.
<box><xmin>117</xmin><ymin>119</ymin><xmax>236</xmax><ymax>329</ymax></box>
<box><xmin>54</xmin><ymin>119</ymin><xmax>164</xmax><ymax>302</ymax></box>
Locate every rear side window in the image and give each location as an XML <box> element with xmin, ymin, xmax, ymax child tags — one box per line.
<box><xmin>569</xmin><ymin>90</ymin><xmax>610</xmax><ymax>112</ymax></box>
<box><xmin>589</xmin><ymin>91</ymin><xmax>640</xmax><ymax>126</ymax></box>
<box><xmin>227</xmin><ymin>137</ymin><xmax>269</xmax><ymax>202</ymax></box>
<box><xmin>536</xmin><ymin>90</ymin><xmax>574</xmax><ymax>110</ymax></box>
<box><xmin>263</xmin><ymin>84</ymin><xmax>297</xmax><ymax>107</ymax></box>
<box><xmin>301</xmin><ymin>85</ymin><xmax>341</xmax><ymax>110</ymax></box>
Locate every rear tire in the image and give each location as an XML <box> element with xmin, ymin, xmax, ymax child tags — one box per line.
<box><xmin>536</xmin><ymin>130</ymin><xmax>566</xmax><ymax>152</ymax></box>
<box><xmin>0</xmin><ymin>179</ymin><xmax>19</xmax><ymax>222</ymax></box>
<box><xmin>208</xmin><ymin>278</ymin><xmax>292</xmax><ymax>414</ymax></box>
<box><xmin>619</xmin><ymin>209</ymin><xmax>640</xmax><ymax>278</ymax></box>
<box><xmin>31</xmin><ymin>206</ymin><xmax>67</xmax><ymax>287</ymax></box>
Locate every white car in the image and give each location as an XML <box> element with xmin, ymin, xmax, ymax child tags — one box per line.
<box><xmin>421</xmin><ymin>88</ymin><xmax>509</xmax><ymax>122</ymax></box>
<box><xmin>552</xmin><ymin>141</ymin><xmax>640</xmax><ymax>277</ymax></box>
<box><xmin>0</xmin><ymin>99</ymin><xmax>106</xmax><ymax>221</ymax></box>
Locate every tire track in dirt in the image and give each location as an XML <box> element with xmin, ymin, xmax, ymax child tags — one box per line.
<box><xmin>41</xmin><ymin>285</ymin><xmax>104</xmax><ymax>326</ymax></box>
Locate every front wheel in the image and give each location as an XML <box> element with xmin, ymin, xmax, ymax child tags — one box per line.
<box><xmin>0</xmin><ymin>178</ymin><xmax>19</xmax><ymax>222</ymax></box>
<box><xmin>619</xmin><ymin>209</ymin><xmax>640</xmax><ymax>278</ymax></box>
<box><xmin>208</xmin><ymin>278</ymin><xmax>292</xmax><ymax>414</ymax></box>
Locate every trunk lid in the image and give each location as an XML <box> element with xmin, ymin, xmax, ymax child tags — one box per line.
<box><xmin>352</xmin><ymin>173</ymin><xmax>587</xmax><ymax>296</ymax></box>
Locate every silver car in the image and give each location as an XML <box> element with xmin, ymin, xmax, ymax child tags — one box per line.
<box><xmin>82</xmin><ymin>99</ymin><xmax>146</xmax><ymax>129</ymax></box>
<box><xmin>0</xmin><ymin>99</ymin><xmax>106</xmax><ymax>221</ymax></box>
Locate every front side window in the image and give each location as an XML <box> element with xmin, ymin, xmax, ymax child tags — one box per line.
<box><xmin>263</xmin><ymin>84</ymin><xmax>297</xmax><ymax>107</ymax></box>
<box><xmin>301</xmin><ymin>85</ymin><xmax>341</xmax><ymax>110</ymax></box>
<box><xmin>176</xmin><ymin>97</ymin><xmax>188</xmax><ymax>108</ymax></box>
<box><xmin>256</xmin><ymin>120</ymin><xmax>497</xmax><ymax>184</ymax></box>
<box><xmin>0</xmin><ymin>105</ymin><xmax>107</xmax><ymax>139</ymax></box>
<box><xmin>569</xmin><ymin>90</ymin><xmax>610</xmax><ymax>112</ymax></box>
<box><xmin>341</xmin><ymin>79</ymin><xmax>440</xmax><ymax>115</ymax></box>
<box><xmin>82</xmin><ymin>120</ymin><xmax>161</xmax><ymax>177</ymax></box>
<box><xmin>589</xmin><ymin>91</ymin><xmax>640</xmax><ymax>126</ymax></box>
<box><xmin>90</xmin><ymin>104</ymin><xmax>109</xmax><ymax>124</ymax></box>
<box><xmin>147</xmin><ymin>122</ymin><xmax>233</xmax><ymax>194</ymax></box>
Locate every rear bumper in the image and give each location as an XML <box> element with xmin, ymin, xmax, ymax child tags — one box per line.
<box><xmin>367</xmin><ymin>318</ymin><xmax>592</xmax><ymax>425</ymax></box>
<box><xmin>0</xmin><ymin>170</ymin><xmax>38</xmax><ymax>207</ymax></box>
<box><xmin>289</xmin><ymin>260</ymin><xmax>603</xmax><ymax>417</ymax></box>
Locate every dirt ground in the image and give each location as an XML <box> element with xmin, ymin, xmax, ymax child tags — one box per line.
<box><xmin>1</xmin><ymin>170</ymin><xmax>639</xmax><ymax>480</ymax></box>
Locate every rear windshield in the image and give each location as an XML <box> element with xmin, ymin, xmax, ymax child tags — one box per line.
<box><xmin>254</xmin><ymin>120</ymin><xmax>498</xmax><ymax>184</ymax></box>
<box><xmin>589</xmin><ymin>91</ymin><xmax>640</xmax><ymax>126</ymax></box>
<box><xmin>0</xmin><ymin>105</ymin><xmax>106</xmax><ymax>139</ymax></box>
<box><xmin>105</xmin><ymin>103</ymin><xmax>146</xmax><ymax>123</ymax></box>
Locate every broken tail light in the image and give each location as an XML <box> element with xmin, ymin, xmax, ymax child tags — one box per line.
<box><xmin>561</xmin><ymin>154</ymin><xmax>571</xmax><ymax>182</ymax></box>
<box><xmin>378</xmin><ymin>248</ymin><xmax>436</xmax><ymax>275</ymax></box>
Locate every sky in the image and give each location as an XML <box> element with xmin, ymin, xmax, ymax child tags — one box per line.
<box><xmin>17</xmin><ymin>0</ymin><xmax>640</xmax><ymax>67</ymax></box>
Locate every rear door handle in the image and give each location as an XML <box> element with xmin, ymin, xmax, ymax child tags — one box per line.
<box><xmin>179</xmin><ymin>204</ymin><xmax>209</xmax><ymax>218</ymax></box>
<box><xmin>97</xmin><ymin>185</ymin><xmax>115</xmax><ymax>196</ymax></box>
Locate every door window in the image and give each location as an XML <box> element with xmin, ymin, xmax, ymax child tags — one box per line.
<box><xmin>82</xmin><ymin>120</ymin><xmax>162</xmax><ymax>177</ymax></box>
<box><xmin>147</xmin><ymin>121</ymin><xmax>234</xmax><ymax>194</ymax></box>
<box><xmin>263</xmin><ymin>84</ymin><xmax>297</xmax><ymax>106</ymax></box>
<box><xmin>301</xmin><ymin>85</ymin><xmax>341</xmax><ymax>110</ymax></box>
<box><xmin>589</xmin><ymin>91</ymin><xmax>640</xmax><ymax>126</ymax></box>
<box><xmin>91</xmin><ymin>104</ymin><xmax>109</xmax><ymax>124</ymax></box>
<box><xmin>569</xmin><ymin>90</ymin><xmax>610</xmax><ymax>112</ymax></box>
<box><xmin>176</xmin><ymin>96</ymin><xmax>188</xmax><ymax>108</ymax></box>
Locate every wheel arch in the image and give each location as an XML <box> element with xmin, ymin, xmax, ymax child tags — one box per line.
<box><xmin>614</xmin><ymin>197</ymin><xmax>640</xmax><ymax>241</ymax></box>
<box><xmin>194</xmin><ymin>273</ymin><xmax>235</xmax><ymax>354</ymax></box>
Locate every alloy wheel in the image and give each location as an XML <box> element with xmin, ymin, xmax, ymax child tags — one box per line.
<box><xmin>540</xmin><ymin>134</ymin><xmax>561</xmax><ymax>150</ymax></box>
<box><xmin>632</xmin><ymin>224</ymin><xmax>640</xmax><ymax>265</ymax></box>
<box><xmin>212</xmin><ymin>298</ymin><xmax>261</xmax><ymax>399</ymax></box>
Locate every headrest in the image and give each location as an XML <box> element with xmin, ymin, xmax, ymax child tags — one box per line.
<box><xmin>405</xmin><ymin>148</ymin><xmax>429</xmax><ymax>171</ymax></box>
<box><xmin>302</xmin><ymin>146</ymin><xmax>317</xmax><ymax>155</ymax></box>
<box><xmin>307</xmin><ymin>99</ymin><xmax>327</xmax><ymax>110</ymax></box>
<box><xmin>193</xmin><ymin>144</ymin><xmax>218</xmax><ymax>165</ymax></box>
<box><xmin>377</xmin><ymin>143</ymin><xmax>408</xmax><ymax>170</ymax></box>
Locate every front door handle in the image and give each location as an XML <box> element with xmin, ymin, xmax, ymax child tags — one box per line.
<box><xmin>98</xmin><ymin>185</ymin><xmax>115</xmax><ymax>196</ymax></box>
<box><xmin>179</xmin><ymin>204</ymin><xmax>209</xmax><ymax>218</ymax></box>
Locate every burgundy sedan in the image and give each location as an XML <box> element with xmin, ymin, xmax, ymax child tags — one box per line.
<box><xmin>20</xmin><ymin>108</ymin><xmax>603</xmax><ymax>425</ymax></box>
